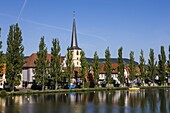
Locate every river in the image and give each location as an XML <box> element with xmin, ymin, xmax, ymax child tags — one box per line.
<box><xmin>0</xmin><ymin>88</ymin><xmax>170</xmax><ymax>113</ymax></box>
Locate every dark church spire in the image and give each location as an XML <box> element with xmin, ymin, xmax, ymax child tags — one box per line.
<box><xmin>70</xmin><ymin>12</ymin><xmax>81</xmax><ymax>50</ymax></box>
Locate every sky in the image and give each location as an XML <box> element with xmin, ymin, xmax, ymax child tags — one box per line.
<box><xmin>0</xmin><ymin>0</ymin><xmax>170</xmax><ymax>62</ymax></box>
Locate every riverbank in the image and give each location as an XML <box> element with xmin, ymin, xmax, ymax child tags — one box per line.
<box><xmin>1</xmin><ymin>86</ymin><xmax>170</xmax><ymax>97</ymax></box>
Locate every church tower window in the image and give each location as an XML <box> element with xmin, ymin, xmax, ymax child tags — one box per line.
<box><xmin>77</xmin><ymin>50</ymin><xmax>79</xmax><ymax>55</ymax></box>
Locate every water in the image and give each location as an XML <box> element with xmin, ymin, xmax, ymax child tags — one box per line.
<box><xmin>0</xmin><ymin>88</ymin><xmax>170</xmax><ymax>113</ymax></box>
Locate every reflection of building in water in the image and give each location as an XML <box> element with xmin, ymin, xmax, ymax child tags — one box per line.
<box><xmin>112</xmin><ymin>91</ymin><xmax>121</xmax><ymax>103</ymax></box>
<box><xmin>0</xmin><ymin>98</ymin><xmax>6</xmax><ymax>113</ymax></box>
<box><xmin>69</xmin><ymin>93</ymin><xmax>82</xmax><ymax>104</ymax></box>
<box><xmin>69</xmin><ymin>93</ymin><xmax>83</xmax><ymax>113</ymax></box>
<box><xmin>98</xmin><ymin>91</ymin><xmax>106</xmax><ymax>104</ymax></box>
<box><xmin>124</xmin><ymin>91</ymin><xmax>128</xmax><ymax>107</ymax></box>
<box><xmin>14</xmin><ymin>96</ymin><xmax>23</xmax><ymax>105</ymax></box>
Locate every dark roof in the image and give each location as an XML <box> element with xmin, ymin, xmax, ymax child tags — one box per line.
<box><xmin>86</xmin><ymin>58</ymin><xmax>138</xmax><ymax>65</ymax></box>
<box><xmin>69</xmin><ymin>18</ymin><xmax>81</xmax><ymax>50</ymax></box>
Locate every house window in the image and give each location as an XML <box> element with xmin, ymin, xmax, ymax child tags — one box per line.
<box><xmin>77</xmin><ymin>51</ymin><xmax>79</xmax><ymax>55</ymax></box>
<box><xmin>77</xmin><ymin>62</ymin><xmax>79</xmax><ymax>65</ymax></box>
<box><xmin>77</xmin><ymin>57</ymin><xmax>78</xmax><ymax>60</ymax></box>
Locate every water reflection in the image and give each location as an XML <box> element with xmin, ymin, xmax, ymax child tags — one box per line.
<box><xmin>0</xmin><ymin>89</ymin><xmax>170</xmax><ymax>113</ymax></box>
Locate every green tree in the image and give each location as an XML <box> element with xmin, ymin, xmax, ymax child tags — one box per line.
<box><xmin>92</xmin><ymin>51</ymin><xmax>100</xmax><ymax>87</ymax></box>
<box><xmin>139</xmin><ymin>49</ymin><xmax>147</xmax><ymax>85</ymax></box>
<box><xmin>148</xmin><ymin>48</ymin><xmax>157</xmax><ymax>84</ymax></box>
<box><xmin>0</xmin><ymin>28</ymin><xmax>4</xmax><ymax>72</ymax></box>
<box><xmin>117</xmin><ymin>47</ymin><xmax>124</xmax><ymax>85</ymax></box>
<box><xmin>6</xmin><ymin>23</ymin><xmax>24</xmax><ymax>91</ymax></box>
<box><xmin>158</xmin><ymin>46</ymin><xmax>166</xmax><ymax>85</ymax></box>
<box><xmin>65</xmin><ymin>48</ymin><xmax>74</xmax><ymax>87</ymax></box>
<box><xmin>80</xmin><ymin>50</ymin><xmax>88</xmax><ymax>88</ymax></box>
<box><xmin>128</xmin><ymin>51</ymin><xmax>135</xmax><ymax>81</ymax></box>
<box><xmin>35</xmin><ymin>37</ymin><xmax>48</xmax><ymax>91</ymax></box>
<box><xmin>104</xmin><ymin>47</ymin><xmax>112</xmax><ymax>84</ymax></box>
<box><xmin>167</xmin><ymin>45</ymin><xmax>170</xmax><ymax>76</ymax></box>
<box><xmin>50</xmin><ymin>38</ymin><xmax>62</xmax><ymax>89</ymax></box>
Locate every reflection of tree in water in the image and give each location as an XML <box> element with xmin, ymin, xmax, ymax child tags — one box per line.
<box><xmin>128</xmin><ymin>91</ymin><xmax>140</xmax><ymax>113</ymax></box>
<box><xmin>147</xmin><ymin>89</ymin><xmax>158</xmax><ymax>113</ymax></box>
<box><xmin>160</xmin><ymin>89</ymin><xmax>166</xmax><ymax>113</ymax></box>
<box><xmin>140</xmin><ymin>90</ymin><xmax>147</xmax><ymax>113</ymax></box>
<box><xmin>5</xmin><ymin>96</ymin><xmax>21</xmax><ymax>113</ymax></box>
<box><xmin>86</xmin><ymin>92</ymin><xmax>95</xmax><ymax>103</ymax></box>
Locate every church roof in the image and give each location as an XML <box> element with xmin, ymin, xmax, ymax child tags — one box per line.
<box><xmin>69</xmin><ymin>18</ymin><xmax>81</xmax><ymax>50</ymax></box>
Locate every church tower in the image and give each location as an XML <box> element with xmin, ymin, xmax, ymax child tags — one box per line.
<box><xmin>69</xmin><ymin>15</ymin><xmax>82</xmax><ymax>67</ymax></box>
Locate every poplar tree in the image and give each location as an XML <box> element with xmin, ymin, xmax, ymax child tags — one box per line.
<box><xmin>80</xmin><ymin>50</ymin><xmax>88</xmax><ymax>88</ymax></box>
<box><xmin>0</xmin><ymin>28</ymin><xmax>4</xmax><ymax>72</ymax></box>
<box><xmin>158</xmin><ymin>46</ymin><xmax>166</xmax><ymax>85</ymax></box>
<box><xmin>139</xmin><ymin>49</ymin><xmax>146</xmax><ymax>84</ymax></box>
<box><xmin>50</xmin><ymin>38</ymin><xmax>62</xmax><ymax>89</ymax></box>
<box><xmin>104</xmin><ymin>47</ymin><xmax>112</xmax><ymax>84</ymax></box>
<box><xmin>117</xmin><ymin>47</ymin><xmax>124</xmax><ymax>85</ymax></box>
<box><xmin>6</xmin><ymin>23</ymin><xmax>24</xmax><ymax>91</ymax></box>
<box><xmin>92</xmin><ymin>51</ymin><xmax>100</xmax><ymax>87</ymax></box>
<box><xmin>167</xmin><ymin>45</ymin><xmax>170</xmax><ymax>76</ymax></box>
<box><xmin>128</xmin><ymin>51</ymin><xmax>135</xmax><ymax>81</ymax></box>
<box><xmin>148</xmin><ymin>48</ymin><xmax>157</xmax><ymax>84</ymax></box>
<box><xmin>35</xmin><ymin>37</ymin><xmax>48</xmax><ymax>91</ymax></box>
<box><xmin>65</xmin><ymin>48</ymin><xmax>74</xmax><ymax>87</ymax></box>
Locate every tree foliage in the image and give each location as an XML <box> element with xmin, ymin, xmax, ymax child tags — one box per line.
<box><xmin>158</xmin><ymin>46</ymin><xmax>166</xmax><ymax>85</ymax></box>
<box><xmin>92</xmin><ymin>51</ymin><xmax>100</xmax><ymax>86</ymax></box>
<box><xmin>148</xmin><ymin>48</ymin><xmax>157</xmax><ymax>82</ymax></box>
<box><xmin>80</xmin><ymin>50</ymin><xmax>88</xmax><ymax>88</ymax></box>
<box><xmin>0</xmin><ymin>28</ymin><xmax>4</xmax><ymax>72</ymax></box>
<box><xmin>35</xmin><ymin>37</ymin><xmax>48</xmax><ymax>90</ymax></box>
<box><xmin>128</xmin><ymin>51</ymin><xmax>135</xmax><ymax>81</ymax></box>
<box><xmin>6</xmin><ymin>23</ymin><xmax>24</xmax><ymax>91</ymax></box>
<box><xmin>65</xmin><ymin>48</ymin><xmax>74</xmax><ymax>86</ymax></box>
<box><xmin>50</xmin><ymin>38</ymin><xmax>62</xmax><ymax>89</ymax></box>
<box><xmin>139</xmin><ymin>49</ymin><xmax>147</xmax><ymax>81</ymax></box>
<box><xmin>117</xmin><ymin>47</ymin><xmax>124</xmax><ymax>84</ymax></box>
<box><xmin>167</xmin><ymin>45</ymin><xmax>170</xmax><ymax>76</ymax></box>
<box><xmin>104</xmin><ymin>47</ymin><xmax>112</xmax><ymax>83</ymax></box>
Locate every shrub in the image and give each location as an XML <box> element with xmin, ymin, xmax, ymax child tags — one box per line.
<box><xmin>0</xmin><ymin>90</ymin><xmax>7</xmax><ymax>96</ymax></box>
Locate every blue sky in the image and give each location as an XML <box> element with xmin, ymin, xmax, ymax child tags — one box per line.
<box><xmin>0</xmin><ymin>0</ymin><xmax>170</xmax><ymax>62</ymax></box>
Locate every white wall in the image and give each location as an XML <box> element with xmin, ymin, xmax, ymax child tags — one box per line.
<box><xmin>22</xmin><ymin>68</ymin><xmax>35</xmax><ymax>88</ymax></box>
<box><xmin>99</xmin><ymin>74</ymin><xmax>106</xmax><ymax>80</ymax></box>
<box><xmin>0</xmin><ymin>74</ymin><xmax>6</xmax><ymax>89</ymax></box>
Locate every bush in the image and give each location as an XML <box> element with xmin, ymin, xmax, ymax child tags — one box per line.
<box><xmin>0</xmin><ymin>90</ymin><xmax>7</xmax><ymax>96</ymax></box>
<box><xmin>84</xmin><ymin>82</ymin><xmax>90</xmax><ymax>88</ymax></box>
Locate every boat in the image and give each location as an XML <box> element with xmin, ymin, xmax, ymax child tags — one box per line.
<box><xmin>129</xmin><ymin>87</ymin><xmax>140</xmax><ymax>91</ymax></box>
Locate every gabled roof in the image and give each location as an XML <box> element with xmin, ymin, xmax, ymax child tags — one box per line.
<box><xmin>23</xmin><ymin>53</ymin><xmax>65</xmax><ymax>68</ymax></box>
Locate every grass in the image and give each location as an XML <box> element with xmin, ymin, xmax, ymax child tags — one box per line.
<box><xmin>1</xmin><ymin>85</ymin><xmax>170</xmax><ymax>97</ymax></box>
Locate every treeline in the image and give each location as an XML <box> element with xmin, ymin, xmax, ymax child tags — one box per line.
<box><xmin>0</xmin><ymin>23</ymin><xmax>170</xmax><ymax>91</ymax></box>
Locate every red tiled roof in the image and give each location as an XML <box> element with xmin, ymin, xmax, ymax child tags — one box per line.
<box><xmin>23</xmin><ymin>53</ymin><xmax>65</xmax><ymax>68</ymax></box>
<box><xmin>99</xmin><ymin>63</ymin><xmax>119</xmax><ymax>74</ymax></box>
<box><xmin>125</xmin><ymin>66</ymin><xmax>141</xmax><ymax>76</ymax></box>
<box><xmin>0</xmin><ymin>64</ymin><xmax>6</xmax><ymax>74</ymax></box>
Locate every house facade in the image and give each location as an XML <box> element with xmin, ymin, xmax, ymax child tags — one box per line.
<box><xmin>0</xmin><ymin>64</ymin><xmax>6</xmax><ymax>89</ymax></box>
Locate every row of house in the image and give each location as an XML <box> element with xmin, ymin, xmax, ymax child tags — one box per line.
<box><xmin>0</xmin><ymin>17</ymin><xmax>140</xmax><ymax>89</ymax></box>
